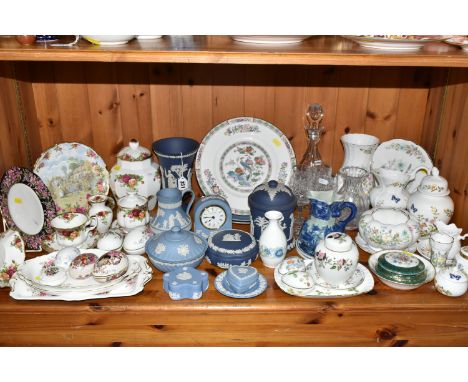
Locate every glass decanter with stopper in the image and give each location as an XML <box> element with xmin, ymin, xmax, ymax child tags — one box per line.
<box><xmin>299</xmin><ymin>103</ymin><xmax>326</xmax><ymax>168</ymax></box>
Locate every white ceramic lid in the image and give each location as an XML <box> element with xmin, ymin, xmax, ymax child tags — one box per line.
<box><xmin>324</xmin><ymin>232</ymin><xmax>353</xmax><ymax>252</ymax></box>
<box><xmin>117</xmin><ymin>139</ymin><xmax>151</xmax><ymax>162</ymax></box>
<box><xmin>118</xmin><ymin>191</ymin><xmax>148</xmax><ymax>209</ymax></box>
<box><xmin>418</xmin><ymin>167</ymin><xmax>449</xmax><ymax>196</ymax></box>
<box><xmin>439</xmin><ymin>266</ymin><xmax>468</xmax><ymax>283</ymax></box>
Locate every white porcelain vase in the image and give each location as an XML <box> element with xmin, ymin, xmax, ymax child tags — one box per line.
<box><xmin>259</xmin><ymin>211</ymin><xmax>287</xmax><ymax>268</ymax></box>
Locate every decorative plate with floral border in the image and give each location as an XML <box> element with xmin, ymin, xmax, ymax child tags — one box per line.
<box><xmin>33</xmin><ymin>142</ymin><xmax>109</xmax><ymax>214</ymax></box>
<box><xmin>0</xmin><ymin>167</ymin><xmax>57</xmax><ymax>251</ymax></box>
<box><xmin>195</xmin><ymin>117</ymin><xmax>296</xmax><ymax>221</ymax></box>
<box><xmin>371</xmin><ymin>139</ymin><xmax>433</xmax><ymax>193</ymax></box>
<box><xmin>345</xmin><ymin>35</ymin><xmax>442</xmax><ymax>50</ymax></box>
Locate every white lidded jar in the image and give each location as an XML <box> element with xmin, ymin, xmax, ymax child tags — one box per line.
<box><xmin>259</xmin><ymin>210</ymin><xmax>287</xmax><ymax>268</ymax></box>
<box><xmin>110</xmin><ymin>139</ymin><xmax>161</xmax><ymax>210</ymax></box>
<box><xmin>407</xmin><ymin>167</ymin><xmax>454</xmax><ymax>238</ymax></box>
<box><xmin>314</xmin><ymin>232</ymin><xmax>359</xmax><ymax>287</ymax></box>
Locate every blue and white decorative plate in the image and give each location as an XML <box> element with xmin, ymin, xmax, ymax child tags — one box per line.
<box><xmin>214</xmin><ymin>270</ymin><xmax>267</xmax><ymax>299</ymax></box>
<box><xmin>195</xmin><ymin>117</ymin><xmax>296</xmax><ymax>222</ymax></box>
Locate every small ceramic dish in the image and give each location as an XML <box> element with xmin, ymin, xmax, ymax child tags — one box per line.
<box><xmin>277</xmin><ymin>256</ymin><xmax>306</xmax><ymax>275</ymax></box>
<box><xmin>281</xmin><ymin>271</ymin><xmax>314</xmax><ymax>291</ymax></box>
<box><xmin>215</xmin><ymin>270</ymin><xmax>267</xmax><ymax>299</ymax></box>
<box><xmin>69</xmin><ymin>253</ymin><xmax>98</xmax><ymax>280</ymax></box>
<box><xmin>92</xmin><ymin>250</ymin><xmax>129</xmax><ymax>283</ymax></box>
<box><xmin>368</xmin><ymin>250</ymin><xmax>435</xmax><ymax>290</ymax></box>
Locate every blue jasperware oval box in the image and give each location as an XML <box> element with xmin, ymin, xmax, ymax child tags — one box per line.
<box><xmin>163</xmin><ymin>267</ymin><xmax>209</xmax><ymax>300</ymax></box>
<box><xmin>206</xmin><ymin>229</ymin><xmax>258</xmax><ymax>269</ymax></box>
<box><xmin>248</xmin><ymin>180</ymin><xmax>297</xmax><ymax>251</ymax></box>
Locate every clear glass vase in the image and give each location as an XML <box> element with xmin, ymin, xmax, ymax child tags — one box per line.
<box><xmin>336</xmin><ymin>166</ymin><xmax>370</xmax><ymax>230</ymax></box>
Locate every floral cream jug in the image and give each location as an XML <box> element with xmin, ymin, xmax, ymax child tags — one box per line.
<box><xmin>370</xmin><ymin>167</ymin><xmax>411</xmax><ymax>209</ymax></box>
<box><xmin>407</xmin><ymin>167</ymin><xmax>454</xmax><ymax>237</ymax></box>
<box><xmin>110</xmin><ymin>139</ymin><xmax>161</xmax><ymax>210</ymax></box>
<box><xmin>88</xmin><ymin>194</ymin><xmax>115</xmax><ymax>234</ymax></box>
<box><xmin>314</xmin><ymin>232</ymin><xmax>359</xmax><ymax>287</ymax></box>
<box><xmin>116</xmin><ymin>191</ymin><xmax>150</xmax><ymax>231</ymax></box>
<box><xmin>435</xmin><ymin>221</ymin><xmax>467</xmax><ymax>261</ymax></box>
<box><xmin>259</xmin><ymin>210</ymin><xmax>287</xmax><ymax>268</ymax></box>
<box><xmin>150</xmin><ymin>188</ymin><xmax>195</xmax><ymax>235</ymax></box>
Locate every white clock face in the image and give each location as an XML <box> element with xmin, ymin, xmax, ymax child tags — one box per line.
<box><xmin>200</xmin><ymin>206</ymin><xmax>227</xmax><ymax>230</ymax></box>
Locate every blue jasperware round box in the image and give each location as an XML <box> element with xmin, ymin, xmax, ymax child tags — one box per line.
<box><xmin>206</xmin><ymin>229</ymin><xmax>258</xmax><ymax>269</ymax></box>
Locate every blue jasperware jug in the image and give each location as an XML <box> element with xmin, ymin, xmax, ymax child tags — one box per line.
<box><xmin>296</xmin><ymin>197</ymin><xmax>357</xmax><ymax>259</ymax></box>
<box><xmin>150</xmin><ymin>188</ymin><xmax>195</xmax><ymax>235</ymax></box>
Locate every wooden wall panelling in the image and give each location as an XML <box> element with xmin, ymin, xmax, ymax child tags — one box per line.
<box><xmin>148</xmin><ymin>63</ymin><xmax>183</xmax><ymax>139</ymax></box>
<box><xmin>211</xmin><ymin>65</ymin><xmax>245</xmax><ymax>125</ymax></box>
<box><xmin>244</xmin><ymin>65</ymin><xmax>275</xmax><ymax>122</ymax></box>
<box><xmin>85</xmin><ymin>63</ymin><xmax>123</xmax><ymax>166</ymax></box>
<box><xmin>30</xmin><ymin>62</ymin><xmax>64</xmax><ymax>153</ymax></box>
<box><xmin>394</xmin><ymin>68</ymin><xmax>432</xmax><ymax>143</ymax></box>
<box><xmin>303</xmin><ymin>66</ymin><xmax>340</xmax><ymax>170</ymax></box>
<box><xmin>364</xmin><ymin>68</ymin><xmax>401</xmax><ymax>143</ymax></box>
<box><xmin>332</xmin><ymin>67</ymin><xmax>371</xmax><ymax>170</ymax></box>
<box><xmin>116</xmin><ymin>63</ymin><xmax>153</xmax><ymax>150</ymax></box>
<box><xmin>53</xmin><ymin>62</ymin><xmax>93</xmax><ymax>144</ymax></box>
<box><xmin>0</xmin><ymin>62</ymin><xmax>29</xmax><ymax>174</ymax></box>
<box><xmin>435</xmin><ymin>68</ymin><xmax>468</xmax><ymax>230</ymax></box>
<box><xmin>272</xmin><ymin>65</ymin><xmax>307</xmax><ymax>162</ymax></box>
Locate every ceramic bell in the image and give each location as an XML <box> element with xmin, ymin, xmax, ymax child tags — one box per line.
<box><xmin>110</xmin><ymin>139</ymin><xmax>161</xmax><ymax>210</ymax></box>
<box><xmin>407</xmin><ymin>167</ymin><xmax>454</xmax><ymax>237</ymax></box>
<box><xmin>248</xmin><ymin>180</ymin><xmax>297</xmax><ymax>251</ymax></box>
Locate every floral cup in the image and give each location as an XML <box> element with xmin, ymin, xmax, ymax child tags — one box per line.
<box><xmin>430</xmin><ymin>232</ymin><xmax>454</xmax><ymax>270</ymax></box>
<box><xmin>51</xmin><ymin>212</ymin><xmax>98</xmax><ymax>247</ymax></box>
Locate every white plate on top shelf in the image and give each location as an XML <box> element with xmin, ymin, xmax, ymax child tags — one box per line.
<box><xmin>231</xmin><ymin>36</ymin><xmax>310</xmax><ymax>44</ymax></box>
<box><xmin>345</xmin><ymin>35</ymin><xmax>441</xmax><ymax>51</ymax></box>
<box><xmin>371</xmin><ymin>139</ymin><xmax>433</xmax><ymax>193</ymax></box>
<box><xmin>195</xmin><ymin>117</ymin><xmax>296</xmax><ymax>221</ymax></box>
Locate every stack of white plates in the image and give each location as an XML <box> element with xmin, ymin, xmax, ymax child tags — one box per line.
<box><xmin>9</xmin><ymin>249</ymin><xmax>152</xmax><ymax>301</ymax></box>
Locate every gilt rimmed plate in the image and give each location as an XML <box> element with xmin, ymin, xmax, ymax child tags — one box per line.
<box><xmin>346</xmin><ymin>35</ymin><xmax>441</xmax><ymax>51</ymax></box>
<box><xmin>371</xmin><ymin>139</ymin><xmax>433</xmax><ymax>193</ymax></box>
<box><xmin>231</xmin><ymin>36</ymin><xmax>310</xmax><ymax>44</ymax></box>
<box><xmin>195</xmin><ymin>117</ymin><xmax>296</xmax><ymax>221</ymax></box>
<box><xmin>34</xmin><ymin>142</ymin><xmax>109</xmax><ymax>213</ymax></box>
<box><xmin>274</xmin><ymin>259</ymin><xmax>374</xmax><ymax>298</ymax></box>
<box><xmin>0</xmin><ymin>167</ymin><xmax>57</xmax><ymax>250</ymax></box>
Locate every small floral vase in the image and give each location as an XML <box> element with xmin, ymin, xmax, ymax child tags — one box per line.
<box><xmin>88</xmin><ymin>194</ymin><xmax>115</xmax><ymax>234</ymax></box>
<box><xmin>314</xmin><ymin>232</ymin><xmax>359</xmax><ymax>287</ymax></box>
<box><xmin>259</xmin><ymin>210</ymin><xmax>287</xmax><ymax>268</ymax></box>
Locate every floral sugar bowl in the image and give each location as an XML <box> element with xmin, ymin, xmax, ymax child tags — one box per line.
<box><xmin>110</xmin><ymin>139</ymin><xmax>161</xmax><ymax>210</ymax></box>
<box><xmin>145</xmin><ymin>227</ymin><xmax>207</xmax><ymax>272</ymax></box>
<box><xmin>434</xmin><ymin>264</ymin><xmax>468</xmax><ymax>297</ymax></box>
<box><xmin>206</xmin><ymin>229</ymin><xmax>258</xmax><ymax>269</ymax></box>
<box><xmin>163</xmin><ymin>267</ymin><xmax>209</xmax><ymax>300</ymax></box>
<box><xmin>248</xmin><ymin>180</ymin><xmax>297</xmax><ymax>251</ymax></box>
<box><xmin>407</xmin><ymin>167</ymin><xmax>454</xmax><ymax>237</ymax></box>
<box><xmin>314</xmin><ymin>232</ymin><xmax>359</xmax><ymax>287</ymax></box>
<box><xmin>116</xmin><ymin>191</ymin><xmax>150</xmax><ymax>231</ymax></box>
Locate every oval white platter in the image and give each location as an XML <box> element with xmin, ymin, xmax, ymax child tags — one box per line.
<box><xmin>195</xmin><ymin>117</ymin><xmax>296</xmax><ymax>221</ymax></box>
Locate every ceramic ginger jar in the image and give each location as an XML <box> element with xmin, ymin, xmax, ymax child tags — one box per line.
<box><xmin>407</xmin><ymin>167</ymin><xmax>454</xmax><ymax>238</ymax></box>
<box><xmin>248</xmin><ymin>180</ymin><xmax>297</xmax><ymax>251</ymax></box>
<box><xmin>314</xmin><ymin>232</ymin><xmax>359</xmax><ymax>286</ymax></box>
<box><xmin>359</xmin><ymin>208</ymin><xmax>420</xmax><ymax>251</ymax></box>
<box><xmin>110</xmin><ymin>139</ymin><xmax>161</xmax><ymax>210</ymax></box>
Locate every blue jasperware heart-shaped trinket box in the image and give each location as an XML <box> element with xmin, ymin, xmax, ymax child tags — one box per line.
<box><xmin>224</xmin><ymin>265</ymin><xmax>259</xmax><ymax>293</ymax></box>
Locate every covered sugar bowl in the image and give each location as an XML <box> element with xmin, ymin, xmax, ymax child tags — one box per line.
<box><xmin>116</xmin><ymin>191</ymin><xmax>150</xmax><ymax>231</ymax></box>
<box><xmin>434</xmin><ymin>264</ymin><xmax>468</xmax><ymax>297</ymax></box>
<box><xmin>110</xmin><ymin>139</ymin><xmax>161</xmax><ymax>210</ymax></box>
<box><xmin>407</xmin><ymin>167</ymin><xmax>454</xmax><ymax>238</ymax></box>
<box><xmin>248</xmin><ymin>180</ymin><xmax>297</xmax><ymax>251</ymax></box>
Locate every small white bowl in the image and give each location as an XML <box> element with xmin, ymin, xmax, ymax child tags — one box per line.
<box><xmin>82</xmin><ymin>35</ymin><xmax>136</xmax><ymax>46</ymax></box>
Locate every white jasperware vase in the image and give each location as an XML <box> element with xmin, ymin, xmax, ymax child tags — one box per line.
<box><xmin>259</xmin><ymin>211</ymin><xmax>287</xmax><ymax>268</ymax></box>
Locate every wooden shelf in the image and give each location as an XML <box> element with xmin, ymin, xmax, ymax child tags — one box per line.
<box><xmin>1</xmin><ymin>228</ymin><xmax>468</xmax><ymax>346</ymax></box>
<box><xmin>1</xmin><ymin>35</ymin><xmax>467</xmax><ymax>67</ymax></box>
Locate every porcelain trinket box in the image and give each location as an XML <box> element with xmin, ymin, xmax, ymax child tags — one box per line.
<box><xmin>92</xmin><ymin>250</ymin><xmax>129</xmax><ymax>283</ymax></box>
<box><xmin>68</xmin><ymin>252</ymin><xmax>98</xmax><ymax>280</ymax></box>
<box><xmin>163</xmin><ymin>267</ymin><xmax>209</xmax><ymax>300</ymax></box>
<box><xmin>206</xmin><ymin>229</ymin><xmax>258</xmax><ymax>269</ymax></box>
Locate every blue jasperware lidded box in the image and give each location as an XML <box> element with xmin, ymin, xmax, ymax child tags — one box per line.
<box><xmin>206</xmin><ymin>229</ymin><xmax>258</xmax><ymax>269</ymax></box>
<box><xmin>163</xmin><ymin>267</ymin><xmax>209</xmax><ymax>300</ymax></box>
<box><xmin>248</xmin><ymin>180</ymin><xmax>297</xmax><ymax>251</ymax></box>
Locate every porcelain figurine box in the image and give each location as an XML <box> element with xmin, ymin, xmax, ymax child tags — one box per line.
<box><xmin>206</xmin><ymin>229</ymin><xmax>258</xmax><ymax>269</ymax></box>
<box><xmin>163</xmin><ymin>267</ymin><xmax>209</xmax><ymax>300</ymax></box>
